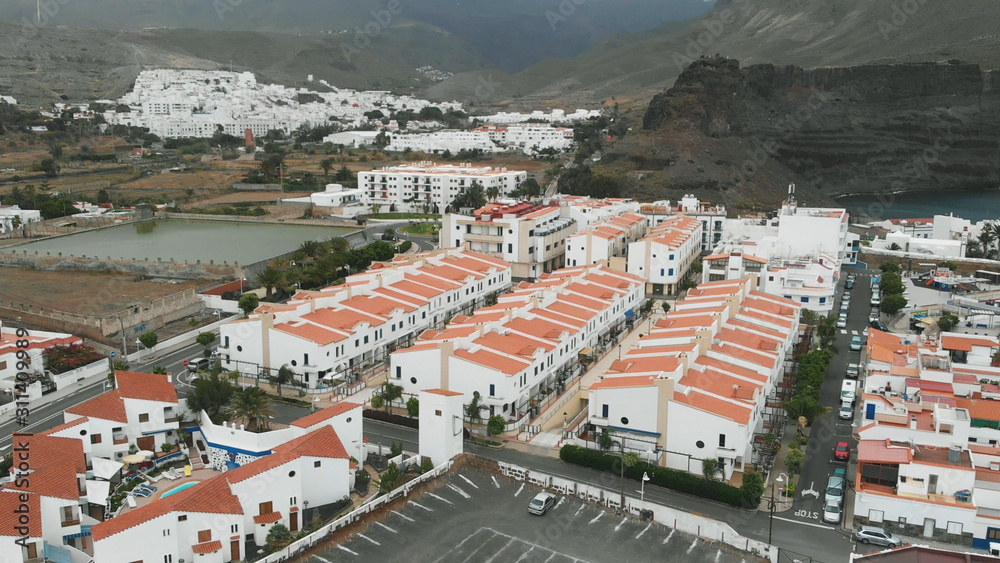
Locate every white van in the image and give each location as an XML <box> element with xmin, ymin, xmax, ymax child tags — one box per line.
<box><xmin>841</xmin><ymin>380</ymin><xmax>858</xmax><ymax>406</ymax></box>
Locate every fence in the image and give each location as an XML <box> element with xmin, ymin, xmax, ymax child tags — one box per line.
<box><xmin>257</xmin><ymin>459</ymin><xmax>455</xmax><ymax>562</ymax></box>
<box><xmin>496</xmin><ymin>460</ymin><xmax>777</xmax><ymax>563</ymax></box>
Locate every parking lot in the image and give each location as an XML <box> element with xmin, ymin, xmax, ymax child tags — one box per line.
<box><xmin>303</xmin><ymin>468</ymin><xmax>761</xmax><ymax>563</ymax></box>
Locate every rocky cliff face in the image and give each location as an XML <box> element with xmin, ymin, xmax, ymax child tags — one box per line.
<box><xmin>615</xmin><ymin>57</ymin><xmax>1000</xmax><ymax>208</ymax></box>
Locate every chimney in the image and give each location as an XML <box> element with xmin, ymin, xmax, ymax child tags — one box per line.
<box><xmin>240</xmin><ymin>424</ymin><xmax>245</xmax><ymax>431</ymax></box>
<box><xmin>167</xmin><ymin>373</ymin><xmax>172</xmax><ymax>383</ymax></box>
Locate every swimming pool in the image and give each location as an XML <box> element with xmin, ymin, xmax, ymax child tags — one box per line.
<box><xmin>160</xmin><ymin>481</ymin><xmax>200</xmax><ymax>499</ymax></box>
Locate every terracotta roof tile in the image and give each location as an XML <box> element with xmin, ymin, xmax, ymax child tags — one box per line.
<box><xmin>674</xmin><ymin>389</ymin><xmax>752</xmax><ymax>425</ymax></box>
<box><xmin>589</xmin><ymin>376</ymin><xmax>656</xmax><ymax>390</ymax></box>
<box><xmin>253</xmin><ymin>511</ymin><xmax>282</xmax><ymax>524</ymax></box>
<box><xmin>0</xmin><ymin>491</ymin><xmax>41</xmax><ymax>537</ymax></box>
<box><xmin>66</xmin><ymin>391</ymin><xmax>127</xmax><ymax>423</ymax></box>
<box><xmin>116</xmin><ymin>371</ymin><xmax>179</xmax><ymax>404</ymax></box>
<box><xmin>192</xmin><ymin>540</ymin><xmax>223</xmax><ymax>554</ymax></box>
<box><xmin>290</xmin><ymin>402</ymin><xmax>362</xmax><ymax>429</ymax></box>
<box><xmin>454</xmin><ymin>348</ymin><xmax>529</xmax><ymax>376</ymax></box>
<box><xmin>5</xmin><ymin>463</ymin><xmax>81</xmax><ymax>500</ymax></box>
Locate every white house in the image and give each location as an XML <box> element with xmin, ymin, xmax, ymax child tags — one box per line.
<box><xmin>358</xmin><ymin>161</ymin><xmax>526</xmax><ymax>214</ymax></box>
<box><xmin>279</xmin><ymin>183</ymin><xmax>366</xmax><ymax>218</ymax></box>
<box><xmin>564</xmin><ymin>212</ymin><xmax>647</xmax><ymax>268</ymax></box>
<box><xmin>638</xmin><ymin>195</ymin><xmax>728</xmax><ymax>252</ymax></box>
<box><xmin>441</xmin><ymin>201</ymin><xmax>577</xmax><ymax>279</ymax></box>
<box><xmin>0</xmin><ymin>204</ymin><xmax>41</xmax><ymax>235</ymax></box>
<box><xmin>219</xmin><ymin>248</ymin><xmax>512</xmax><ymax>388</ymax></box>
<box><xmin>627</xmin><ymin>215</ymin><xmax>704</xmax><ymax>295</ymax></box>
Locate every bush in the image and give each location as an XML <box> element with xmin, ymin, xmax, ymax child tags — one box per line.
<box><xmin>786</xmin><ymin>448</ymin><xmax>805</xmax><ymax>473</ymax></box>
<box><xmin>363</xmin><ymin>408</ymin><xmax>419</xmax><ymax>429</ymax></box>
<box><xmin>559</xmin><ymin>445</ymin><xmax>745</xmax><ymax>506</ymax></box>
<box><xmin>398</xmin><ymin>240</ymin><xmax>413</xmax><ymax>253</ymax></box>
<box><xmin>44</xmin><ymin>343</ymin><xmax>105</xmax><ymax>373</ymax></box>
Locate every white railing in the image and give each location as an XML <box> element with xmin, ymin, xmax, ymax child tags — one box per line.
<box><xmin>497</xmin><ymin>461</ymin><xmax>777</xmax><ymax>563</ymax></box>
<box><xmin>258</xmin><ymin>460</ymin><xmax>454</xmax><ymax>562</ymax></box>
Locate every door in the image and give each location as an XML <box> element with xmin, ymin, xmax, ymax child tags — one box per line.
<box><xmin>230</xmin><ymin>540</ymin><xmax>240</xmax><ymax>561</ymax></box>
<box><xmin>259</xmin><ymin>501</ymin><xmax>272</xmax><ymax>515</ymax></box>
<box><xmin>136</xmin><ymin>436</ymin><xmax>155</xmax><ymax>452</ymax></box>
<box><xmin>26</xmin><ymin>543</ymin><xmax>37</xmax><ymax>559</ymax></box>
<box><xmin>866</xmin><ymin>403</ymin><xmax>876</xmax><ymax>420</ymax></box>
<box><xmin>924</xmin><ymin>518</ymin><xmax>935</xmax><ymax>538</ymax></box>
<box><xmin>290</xmin><ymin>511</ymin><xmax>298</xmax><ymax>532</ymax></box>
<box><xmin>929</xmin><ymin>474</ymin><xmax>938</xmax><ymax>494</ymax></box>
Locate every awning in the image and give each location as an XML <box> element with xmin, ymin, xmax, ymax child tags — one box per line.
<box><xmin>91</xmin><ymin>457</ymin><xmax>124</xmax><ymax>480</ymax></box>
<box><xmin>86</xmin><ymin>480</ymin><xmax>111</xmax><ymax>506</ymax></box>
<box><xmin>579</xmin><ymin>348</ymin><xmax>594</xmax><ymax>356</ymax></box>
<box><xmin>625</xmin><ymin>310</ymin><xmax>636</xmax><ymax>319</ymax></box>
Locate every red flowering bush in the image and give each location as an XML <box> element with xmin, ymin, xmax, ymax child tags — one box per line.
<box><xmin>44</xmin><ymin>344</ymin><xmax>105</xmax><ymax>374</ymax></box>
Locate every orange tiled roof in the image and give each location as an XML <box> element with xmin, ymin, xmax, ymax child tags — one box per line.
<box><xmin>5</xmin><ymin>463</ymin><xmax>81</xmax><ymax>500</ymax></box>
<box><xmin>0</xmin><ymin>491</ymin><xmax>41</xmax><ymax>537</ymax></box>
<box><xmin>290</xmin><ymin>402</ymin><xmax>362</xmax><ymax>429</ymax></box>
<box><xmin>253</xmin><ymin>511</ymin><xmax>283</xmax><ymax>524</ymax></box>
<box><xmin>66</xmin><ymin>391</ymin><xmax>127</xmax><ymax>422</ymax></box>
<box><xmin>116</xmin><ymin>371</ymin><xmax>179</xmax><ymax>404</ymax></box>
<box><xmin>273</xmin><ymin>426</ymin><xmax>350</xmax><ymax>460</ymax></box>
<box><xmin>39</xmin><ymin>417</ymin><xmax>89</xmax><ymax>436</ymax></box>
<box><xmin>674</xmin><ymin>390</ymin><xmax>752</xmax><ymax>425</ymax></box>
<box><xmin>192</xmin><ymin>540</ymin><xmax>223</xmax><ymax>554</ymax></box>
<box><xmin>15</xmin><ymin>434</ymin><xmax>87</xmax><ymax>474</ymax></box>
<box><xmin>274</xmin><ymin>321</ymin><xmax>348</xmax><ymax>345</ymax></box>
<box><xmin>589</xmin><ymin>375</ymin><xmax>656</xmax><ymax>390</ymax></box>
<box><xmin>454</xmin><ymin>348</ymin><xmax>529</xmax><ymax>375</ymax></box>
<box><xmin>424</xmin><ymin>388</ymin><xmax>463</xmax><ymax>396</ymax></box>
<box><xmin>942</xmin><ymin>334</ymin><xmax>998</xmax><ymax>352</ymax></box>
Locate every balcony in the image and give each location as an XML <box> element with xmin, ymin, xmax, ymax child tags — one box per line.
<box><xmin>61</xmin><ymin>516</ymin><xmax>80</xmax><ymax>527</ymax></box>
<box><xmin>163</xmin><ymin>409</ymin><xmax>178</xmax><ymax>423</ymax></box>
<box><xmin>465</xmin><ymin>232</ymin><xmax>503</xmax><ymax>243</ymax></box>
<box><xmin>113</xmin><ymin>434</ymin><xmax>128</xmax><ymax>445</ymax></box>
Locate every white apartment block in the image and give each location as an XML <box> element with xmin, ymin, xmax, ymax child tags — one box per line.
<box><xmin>104</xmin><ymin>69</ymin><xmax>461</xmax><ymax>139</ymax></box>
<box><xmin>627</xmin><ymin>216</ymin><xmax>704</xmax><ymax>295</ymax></box>
<box><xmin>359</xmin><ymin>161</ymin><xmax>526</xmax><ymax>214</ymax></box>
<box><xmin>385</xmin><ymin>125</ymin><xmax>575</xmax><ymax>156</ymax></box>
<box><xmin>442</xmin><ymin>201</ymin><xmax>577</xmax><ymax>279</ymax></box>
<box><xmin>564</xmin><ymin>213</ymin><xmax>648</xmax><ymax>268</ymax></box>
<box><xmin>0</xmin><ymin>204</ymin><xmax>41</xmax><ymax>234</ymax></box>
<box><xmin>469</xmin><ymin>109</ymin><xmax>602</xmax><ymax>125</ymax></box>
<box><xmin>92</xmin><ymin>404</ymin><xmax>356</xmax><ymax>562</ymax></box>
<box><xmin>548</xmin><ymin>196</ymin><xmax>642</xmax><ymax>229</ymax></box>
<box><xmin>583</xmin><ymin>278</ymin><xmax>801</xmax><ymax>481</ymax></box>
<box><xmin>639</xmin><ymin>195</ymin><xmax>728</xmax><ymax>252</ymax></box>
<box><xmin>219</xmin><ymin>248</ymin><xmax>512</xmax><ymax>388</ymax></box>
<box><xmin>390</xmin><ymin>265</ymin><xmax>645</xmax><ymax>421</ymax></box>
<box><xmin>279</xmin><ymin>183</ymin><xmax>366</xmax><ymax>218</ymax></box>
<box><xmin>0</xmin><ymin>324</ymin><xmax>81</xmax><ymax>401</ymax></box>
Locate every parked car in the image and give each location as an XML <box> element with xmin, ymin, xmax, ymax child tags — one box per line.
<box><xmin>836</xmin><ymin>315</ymin><xmax>848</xmax><ymax>328</ymax></box>
<box><xmin>846</xmin><ymin>363</ymin><xmax>860</xmax><ymax>378</ymax></box>
<box><xmin>854</xmin><ymin>526</ymin><xmax>903</xmax><ymax>547</ymax></box>
<box><xmin>839</xmin><ymin>404</ymin><xmax>854</xmax><ymax>420</ymax></box>
<box><xmin>850</xmin><ymin>336</ymin><xmax>863</xmax><ymax>351</ymax></box>
<box><xmin>843</xmin><ymin>293</ymin><xmax>852</xmax><ymax>302</ymax></box>
<box><xmin>185</xmin><ymin>357</ymin><xmax>210</xmax><ymax>372</ymax></box>
<box><xmin>825</xmin><ymin>475</ymin><xmax>845</xmax><ymax>505</ymax></box>
<box><xmin>840</xmin><ymin>302</ymin><xmax>851</xmax><ymax>313</ymax></box>
<box><xmin>845</xmin><ymin>280</ymin><xmax>855</xmax><ymax>290</ymax></box>
<box><xmin>871</xmin><ymin>295</ymin><xmax>881</xmax><ymax>307</ymax></box>
<box><xmin>869</xmin><ymin>311</ymin><xmax>881</xmax><ymax>323</ymax></box>
<box><xmin>823</xmin><ymin>501</ymin><xmax>842</xmax><ymax>524</ymax></box>
<box><xmin>835</xmin><ymin>441</ymin><xmax>851</xmax><ymax>461</ymax></box>
<box><xmin>528</xmin><ymin>492</ymin><xmax>557</xmax><ymax>515</ymax></box>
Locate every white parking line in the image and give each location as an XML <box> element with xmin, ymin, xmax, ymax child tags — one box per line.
<box><xmin>459</xmin><ymin>475</ymin><xmax>480</xmax><ymax>489</ymax></box>
<box><xmin>614</xmin><ymin>517</ymin><xmax>627</xmax><ymax>532</ymax></box>
<box><xmin>391</xmin><ymin>510</ymin><xmax>414</xmax><ymax>522</ymax></box>
<box><xmin>686</xmin><ymin>539</ymin><xmax>698</xmax><ymax>554</ymax></box>
<box><xmin>491</xmin><ymin>476</ymin><xmax>501</xmax><ymax>488</ymax></box>
<box><xmin>357</xmin><ymin>534</ymin><xmax>380</xmax><ymax>545</ymax></box>
<box><xmin>336</xmin><ymin>545</ymin><xmax>358</xmax><ymax>555</ymax></box>
<box><xmin>409</xmin><ymin>500</ymin><xmax>433</xmax><ymax>511</ymax></box>
<box><xmin>447</xmin><ymin>484</ymin><xmax>471</xmax><ymax>499</ymax></box>
<box><xmin>313</xmin><ymin>555</ymin><xmax>335</xmax><ymax>562</ymax></box>
<box><xmin>839</xmin><ymin>329</ymin><xmax>847</xmax><ymax>334</ymax></box>
<box><xmin>376</xmin><ymin>522</ymin><xmax>397</xmax><ymax>534</ymax></box>
<box><xmin>589</xmin><ymin>512</ymin><xmax>603</xmax><ymax>524</ymax></box>
<box><xmin>555</xmin><ymin>496</ymin><xmax>565</xmax><ymax>509</ymax></box>
<box><xmin>515</xmin><ymin>484</ymin><xmax>525</xmax><ymax>497</ymax></box>
<box><xmin>426</xmin><ymin>493</ymin><xmax>453</xmax><ymax>505</ymax></box>
<box><xmin>575</xmin><ymin>505</ymin><xmax>585</xmax><ymax>516</ymax></box>
<box><xmin>636</xmin><ymin>524</ymin><xmax>651</xmax><ymax>539</ymax></box>
<box><xmin>663</xmin><ymin>529</ymin><xmax>675</xmax><ymax>544</ymax></box>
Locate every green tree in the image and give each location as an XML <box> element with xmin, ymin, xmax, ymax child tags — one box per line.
<box><xmin>227</xmin><ymin>387</ymin><xmax>276</xmax><ymax>432</ymax></box>
<box><xmin>186</xmin><ymin>372</ymin><xmax>235</xmax><ymax>423</ymax></box>
<box><xmin>879</xmin><ymin>272</ymin><xmax>904</xmax><ymax>295</ymax></box>
<box><xmin>151</xmin><ymin>366</ymin><xmax>167</xmax><ymax>375</ymax></box>
<box><xmin>938</xmin><ymin>314</ymin><xmax>961</xmax><ymax>333</ymax></box>
<box><xmin>255</xmin><ymin>267</ymin><xmax>285</xmax><ymax>300</ymax></box>
<box><xmin>519</xmin><ymin>178</ymin><xmax>542</xmax><ymax>198</ymax></box>
<box><xmin>319</xmin><ymin>157</ymin><xmax>335</xmax><ymax>180</ymax></box>
<box><xmin>880</xmin><ymin>294</ymin><xmax>908</xmax><ymax>315</ymax></box>
<box><xmin>238</xmin><ymin>293</ymin><xmax>259</xmax><ymax>316</ymax></box>
<box><xmin>740</xmin><ymin>470</ymin><xmax>765</xmax><ymax>508</ymax></box>
<box><xmin>377</xmin><ymin>462</ymin><xmax>403</xmax><ymax>493</ymax></box>
<box><xmin>370</xmin><ymin>394</ymin><xmax>385</xmax><ymax>409</ymax></box>
<box><xmin>701</xmin><ymin>458</ymin><xmax>722</xmax><ymax>482</ymax></box>
<box><xmin>266</xmin><ymin>523</ymin><xmax>293</xmax><ymax>551</ymax></box>
<box><xmin>270</xmin><ymin>365</ymin><xmax>295</xmax><ymax>399</ymax></box>
<box><xmin>661</xmin><ymin>302</ymin><xmax>671</xmax><ymax>314</ymax></box>
<box><xmin>465</xmin><ymin>394</ymin><xmax>484</xmax><ymax>423</ymax></box>
<box><xmin>196</xmin><ymin>332</ymin><xmax>216</xmax><ymax>352</ymax></box>
<box><xmin>785</xmin><ymin>448</ymin><xmax>805</xmax><ymax>473</ymax></box>
<box><xmin>597</xmin><ymin>427</ymin><xmax>615</xmax><ymax>452</ymax></box>
<box><xmin>487</xmin><ymin>414</ymin><xmax>506</xmax><ymax>437</ymax></box>
<box><xmin>38</xmin><ymin>158</ymin><xmax>59</xmax><ymax>177</ymax></box>
<box><xmin>486</xmin><ymin>185</ymin><xmax>500</xmax><ymax>201</ymax></box>
<box><xmin>382</xmin><ymin>382</ymin><xmax>403</xmax><ymax>412</ymax></box>
<box><xmin>879</xmin><ymin>262</ymin><xmax>900</xmax><ymax>274</ymax></box>
<box><xmin>334</xmin><ymin>165</ymin><xmax>354</xmax><ymax>183</ymax></box>
<box><xmin>138</xmin><ymin>331</ymin><xmax>159</xmax><ymax>351</ymax></box>
<box><xmin>406</xmin><ymin>396</ymin><xmax>419</xmax><ymax>417</ymax></box>
<box><xmin>450</xmin><ymin>181</ymin><xmax>487</xmax><ymax>211</ymax></box>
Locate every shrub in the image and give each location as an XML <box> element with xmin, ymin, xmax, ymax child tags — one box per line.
<box><xmin>421</xmin><ymin>457</ymin><xmax>435</xmax><ymax>473</ymax></box>
<box><xmin>398</xmin><ymin>240</ymin><xmax>413</xmax><ymax>252</ymax></box>
<box><xmin>362</xmin><ymin>408</ymin><xmax>419</xmax><ymax>429</ymax></box>
<box><xmin>43</xmin><ymin>343</ymin><xmax>104</xmax><ymax>373</ymax></box>
<box><xmin>785</xmin><ymin>448</ymin><xmax>805</xmax><ymax>473</ymax></box>
<box><xmin>559</xmin><ymin>445</ymin><xmax>745</xmax><ymax>506</ymax></box>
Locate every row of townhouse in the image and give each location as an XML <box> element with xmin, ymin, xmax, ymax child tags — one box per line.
<box><xmin>357</xmin><ymin>162</ymin><xmax>526</xmax><ymax>214</ymax></box>
<box><xmin>0</xmin><ymin>370</ymin><xmax>183</xmax><ymax>561</ymax></box>
<box><xmin>564</xmin><ymin>212</ymin><xmax>648</xmax><ymax>267</ymax></box>
<box><xmin>855</xmin><ymin>328</ymin><xmax>1000</xmax><ymax>547</ymax></box>
<box><xmin>390</xmin><ymin>265</ymin><xmax>646</xmax><ymax>422</ymax></box>
<box><xmin>626</xmin><ymin>216</ymin><xmax>704</xmax><ymax>296</ymax></box>
<box><xmin>219</xmin><ymin>248</ymin><xmax>512</xmax><ymax>388</ymax></box>
<box><xmin>584</xmin><ymin>278</ymin><xmax>801</xmax><ymax>481</ymax></box>
<box><xmin>441</xmin><ymin>202</ymin><xmax>576</xmax><ymax>279</ymax></box>
<box><xmin>91</xmin><ymin>403</ymin><xmax>361</xmax><ymax>563</ymax></box>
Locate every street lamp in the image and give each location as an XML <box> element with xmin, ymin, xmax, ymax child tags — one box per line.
<box><xmin>618</xmin><ymin>344</ymin><xmax>623</xmax><ymax>361</ymax></box>
<box><xmin>768</xmin><ymin>474</ymin><xmax>784</xmax><ymax>545</ymax></box>
<box><xmin>240</xmin><ymin>277</ymin><xmax>246</xmax><ymax>295</ymax></box>
<box><xmin>640</xmin><ymin>472</ymin><xmax>650</xmax><ymax>502</ymax></box>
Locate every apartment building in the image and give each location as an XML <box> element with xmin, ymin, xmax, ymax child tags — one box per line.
<box><xmin>219</xmin><ymin>248</ymin><xmax>512</xmax><ymax>388</ymax></box>
<box><xmin>564</xmin><ymin>212</ymin><xmax>648</xmax><ymax>268</ymax></box>
<box><xmin>92</xmin><ymin>406</ymin><xmax>355</xmax><ymax>562</ymax></box>
<box><xmin>638</xmin><ymin>195</ymin><xmax>728</xmax><ymax>252</ymax></box>
<box><xmin>0</xmin><ymin>204</ymin><xmax>41</xmax><ymax>234</ymax></box>
<box><xmin>385</xmin><ymin>125</ymin><xmax>575</xmax><ymax>155</ymax></box>
<box><xmin>582</xmin><ymin>278</ymin><xmax>801</xmax><ymax>480</ymax></box>
<box><xmin>441</xmin><ymin>202</ymin><xmax>577</xmax><ymax>279</ymax></box>
<box><xmin>390</xmin><ymin>265</ymin><xmax>645</xmax><ymax>421</ymax></box>
<box><xmin>358</xmin><ymin>162</ymin><xmax>526</xmax><ymax>213</ymax></box>
<box><xmin>627</xmin><ymin>216</ymin><xmax>704</xmax><ymax>295</ymax></box>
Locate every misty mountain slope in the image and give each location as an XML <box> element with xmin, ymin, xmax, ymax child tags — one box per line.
<box><xmin>432</xmin><ymin>0</ymin><xmax>1000</xmax><ymax>104</ymax></box>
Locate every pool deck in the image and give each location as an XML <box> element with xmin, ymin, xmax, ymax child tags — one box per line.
<box><xmin>122</xmin><ymin>467</ymin><xmax>221</xmax><ymax>513</ymax></box>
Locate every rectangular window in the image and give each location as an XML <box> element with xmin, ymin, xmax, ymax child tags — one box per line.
<box><xmin>489</xmin><ymin>384</ymin><xmax>495</xmax><ymax>396</ymax></box>
<box><xmin>198</xmin><ymin>530</ymin><xmax>211</xmax><ymax>542</ymax></box>
<box><xmin>304</xmin><ymin>353</ymin><xmax>309</xmax><ymax>365</ymax></box>
<box><xmin>800</xmin><ymin>297</ymin><xmax>809</xmax><ymax>303</ymax></box>
<box><xmin>164</xmin><ymin>556</ymin><xmax>172</xmax><ymax>563</ymax></box>
<box><xmin>90</xmin><ymin>434</ymin><xmax>102</xmax><ymax>444</ymax></box>
<box><xmin>139</xmin><ymin>413</ymin><xmax>149</xmax><ymax>423</ymax></box>
<box><xmin>435</xmin><ymin>409</ymin><xmax>442</xmax><ymax>416</ymax></box>
<box><xmin>364</xmin><ymin>335</ymin><xmax>369</xmax><ymax>344</ymax></box>
<box><xmin>719</xmin><ymin>434</ymin><xmax>726</xmax><ymax>447</ymax></box>
<box><xmin>395</xmin><ymin>366</ymin><xmax>401</xmax><ymax>379</ymax></box>
<box><xmin>259</xmin><ymin>502</ymin><xmax>273</xmax><ymax>515</ymax></box>
<box><xmin>668</xmin><ymin>268</ymin><xmax>674</xmax><ymax>276</ymax></box>
<box><xmin>602</xmin><ymin>404</ymin><xmax>609</xmax><ymax>418</ymax></box>
<box><xmin>314</xmin><ymin>461</ymin><xmax>321</xmax><ymax>468</ymax></box>
<box><xmin>163</xmin><ymin>529</ymin><xmax>170</xmax><ymax>536</ymax></box>
<box><xmin>178</xmin><ymin>515</ymin><xmax>187</xmax><ymax>522</ymax></box>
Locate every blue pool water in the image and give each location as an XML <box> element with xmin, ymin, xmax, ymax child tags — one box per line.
<box><xmin>160</xmin><ymin>480</ymin><xmax>200</xmax><ymax>498</ymax></box>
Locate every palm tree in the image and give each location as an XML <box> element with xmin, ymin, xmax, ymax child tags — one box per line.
<box><xmin>382</xmin><ymin>383</ymin><xmax>403</xmax><ymax>413</ymax></box>
<box><xmin>226</xmin><ymin>387</ymin><xmax>275</xmax><ymax>432</ymax></box>
<box><xmin>255</xmin><ymin>267</ymin><xmax>285</xmax><ymax>300</ymax></box>
<box><xmin>486</xmin><ymin>186</ymin><xmax>500</xmax><ymax>202</ymax></box>
<box><xmin>465</xmin><ymin>394</ymin><xmax>485</xmax><ymax>423</ymax></box>
<box><xmin>299</xmin><ymin>240</ymin><xmax>322</xmax><ymax>258</ymax></box>
<box><xmin>983</xmin><ymin>222</ymin><xmax>1000</xmax><ymax>259</ymax></box>
<box><xmin>598</xmin><ymin>427</ymin><xmax>616</xmax><ymax>451</ymax></box>
<box><xmin>977</xmin><ymin>229</ymin><xmax>995</xmax><ymax>259</ymax></box>
<box><xmin>270</xmin><ymin>365</ymin><xmax>295</xmax><ymax>399</ymax></box>
<box><xmin>328</xmin><ymin>237</ymin><xmax>351</xmax><ymax>254</ymax></box>
<box><xmin>319</xmin><ymin>157</ymin><xmax>335</xmax><ymax>180</ymax></box>
<box><xmin>701</xmin><ymin>458</ymin><xmax>722</xmax><ymax>482</ymax></box>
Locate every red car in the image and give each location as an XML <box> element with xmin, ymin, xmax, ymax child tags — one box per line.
<box><xmin>835</xmin><ymin>441</ymin><xmax>850</xmax><ymax>461</ymax></box>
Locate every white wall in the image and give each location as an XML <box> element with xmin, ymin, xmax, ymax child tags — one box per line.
<box><xmin>419</xmin><ymin>390</ymin><xmax>463</xmax><ymax>466</ymax></box>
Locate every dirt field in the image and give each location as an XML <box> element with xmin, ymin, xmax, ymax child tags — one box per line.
<box><xmin>0</xmin><ymin>268</ymin><xmax>205</xmax><ymax>316</ymax></box>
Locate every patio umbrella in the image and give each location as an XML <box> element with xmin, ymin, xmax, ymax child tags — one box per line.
<box><xmin>122</xmin><ymin>454</ymin><xmax>146</xmax><ymax>465</ymax></box>
<box><xmin>136</xmin><ymin>450</ymin><xmax>155</xmax><ymax>458</ymax></box>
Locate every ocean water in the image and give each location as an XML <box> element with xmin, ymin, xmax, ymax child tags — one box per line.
<box><xmin>839</xmin><ymin>190</ymin><xmax>1000</xmax><ymax>222</ymax></box>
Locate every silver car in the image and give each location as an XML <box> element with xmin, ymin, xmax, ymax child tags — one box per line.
<box><xmin>854</xmin><ymin>525</ymin><xmax>903</xmax><ymax>547</ymax></box>
<box><xmin>823</xmin><ymin>501</ymin><xmax>841</xmax><ymax>524</ymax></box>
<box><xmin>825</xmin><ymin>475</ymin><xmax>845</xmax><ymax>505</ymax></box>
<box><xmin>528</xmin><ymin>492</ymin><xmax>556</xmax><ymax>516</ymax></box>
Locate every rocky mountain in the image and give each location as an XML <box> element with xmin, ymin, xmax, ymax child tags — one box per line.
<box><xmin>597</xmin><ymin>57</ymin><xmax>1000</xmax><ymax>209</ymax></box>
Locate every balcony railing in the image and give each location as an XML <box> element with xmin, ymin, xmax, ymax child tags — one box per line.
<box><xmin>61</xmin><ymin>517</ymin><xmax>80</xmax><ymax>527</ymax></box>
<box><xmin>113</xmin><ymin>435</ymin><xmax>128</xmax><ymax>445</ymax></box>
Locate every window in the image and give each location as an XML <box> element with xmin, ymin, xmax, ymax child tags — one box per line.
<box><xmin>139</xmin><ymin>413</ymin><xmax>149</xmax><ymax>423</ymax></box>
<box><xmin>364</xmin><ymin>335</ymin><xmax>369</xmax><ymax>344</ymax></box>
<box><xmin>163</xmin><ymin>529</ymin><xmax>171</xmax><ymax>536</ymax></box>
<box><xmin>719</xmin><ymin>434</ymin><xmax>726</xmax><ymax>447</ymax></box>
<box><xmin>435</xmin><ymin>409</ymin><xmax>442</xmax><ymax>416</ymax></box>
<box><xmin>800</xmin><ymin>297</ymin><xmax>809</xmax><ymax>303</ymax></box>
<box><xmin>396</xmin><ymin>366</ymin><xmax>401</xmax><ymax>379</ymax></box>
<box><xmin>489</xmin><ymin>384</ymin><xmax>495</xmax><ymax>396</ymax></box>
<box><xmin>410</xmin><ymin>377</ymin><xmax>417</xmax><ymax>384</ymax></box>
<box><xmin>198</xmin><ymin>530</ymin><xmax>211</xmax><ymax>542</ymax></box>
<box><xmin>314</xmin><ymin>461</ymin><xmax>321</xmax><ymax>468</ymax></box>
<box><xmin>819</xmin><ymin>297</ymin><xmax>826</xmax><ymax>304</ymax></box>
<box><xmin>303</xmin><ymin>354</ymin><xmax>309</xmax><ymax>365</ymax></box>
<box><xmin>601</xmin><ymin>404</ymin><xmax>609</xmax><ymax>418</ymax></box>
<box><xmin>164</xmin><ymin>556</ymin><xmax>173</xmax><ymax>563</ymax></box>
<box><xmin>259</xmin><ymin>502</ymin><xmax>273</xmax><ymax>515</ymax></box>
<box><xmin>668</xmin><ymin>268</ymin><xmax>674</xmax><ymax>276</ymax></box>
<box><xmin>290</xmin><ymin>496</ymin><xmax>297</xmax><ymax>505</ymax></box>
<box><xmin>178</xmin><ymin>515</ymin><xmax>187</xmax><ymax>522</ymax></box>
<box><xmin>620</xmin><ymin>417</ymin><xmax>629</xmax><ymax>425</ymax></box>
<box><xmin>231</xmin><ymin>524</ymin><xmax>239</xmax><ymax>534</ymax></box>
<box><xmin>695</xmin><ymin>440</ymin><xmax>705</xmax><ymax>449</ymax></box>
<box><xmin>90</xmin><ymin>434</ymin><xmax>102</xmax><ymax>444</ymax></box>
